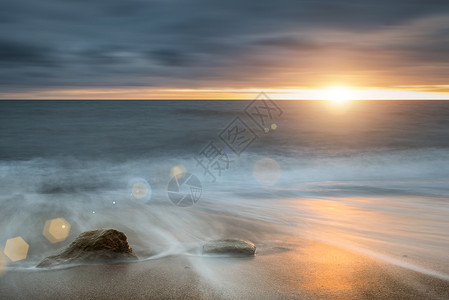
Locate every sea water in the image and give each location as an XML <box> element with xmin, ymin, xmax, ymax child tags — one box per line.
<box><xmin>0</xmin><ymin>100</ymin><xmax>448</xmax><ymax>278</ymax></box>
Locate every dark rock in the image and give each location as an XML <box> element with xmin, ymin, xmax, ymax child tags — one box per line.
<box><xmin>202</xmin><ymin>239</ymin><xmax>256</xmax><ymax>256</ymax></box>
<box><xmin>37</xmin><ymin>229</ymin><xmax>138</xmax><ymax>268</ymax></box>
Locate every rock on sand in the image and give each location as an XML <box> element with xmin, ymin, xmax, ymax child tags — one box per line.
<box><xmin>37</xmin><ymin>229</ymin><xmax>138</xmax><ymax>268</ymax></box>
<box><xmin>202</xmin><ymin>239</ymin><xmax>256</xmax><ymax>256</ymax></box>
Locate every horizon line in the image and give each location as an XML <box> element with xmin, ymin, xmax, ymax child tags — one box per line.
<box><xmin>1</xmin><ymin>99</ymin><xmax>449</xmax><ymax>101</ymax></box>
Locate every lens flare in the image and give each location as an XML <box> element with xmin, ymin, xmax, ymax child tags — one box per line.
<box><xmin>253</xmin><ymin>157</ymin><xmax>281</xmax><ymax>186</ymax></box>
<box><xmin>170</xmin><ymin>165</ymin><xmax>187</xmax><ymax>179</ymax></box>
<box><xmin>3</xmin><ymin>237</ymin><xmax>29</xmax><ymax>262</ymax></box>
<box><xmin>128</xmin><ymin>178</ymin><xmax>152</xmax><ymax>203</ymax></box>
<box><xmin>43</xmin><ymin>217</ymin><xmax>71</xmax><ymax>244</ymax></box>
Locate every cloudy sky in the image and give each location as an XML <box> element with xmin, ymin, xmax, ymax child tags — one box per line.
<box><xmin>1</xmin><ymin>0</ymin><xmax>448</xmax><ymax>99</ymax></box>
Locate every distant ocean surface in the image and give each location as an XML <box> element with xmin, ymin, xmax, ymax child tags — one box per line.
<box><xmin>1</xmin><ymin>100</ymin><xmax>449</xmax><ymax>278</ymax></box>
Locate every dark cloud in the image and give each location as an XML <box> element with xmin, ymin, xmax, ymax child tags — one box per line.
<box><xmin>0</xmin><ymin>0</ymin><xmax>448</xmax><ymax>90</ymax></box>
<box><xmin>0</xmin><ymin>40</ymin><xmax>53</xmax><ymax>65</ymax></box>
<box><xmin>149</xmin><ymin>49</ymin><xmax>193</xmax><ymax>67</ymax></box>
<box><xmin>252</xmin><ymin>37</ymin><xmax>326</xmax><ymax>51</ymax></box>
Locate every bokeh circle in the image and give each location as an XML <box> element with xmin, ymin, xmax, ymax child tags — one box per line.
<box><xmin>253</xmin><ymin>157</ymin><xmax>281</xmax><ymax>186</ymax></box>
<box><xmin>128</xmin><ymin>177</ymin><xmax>152</xmax><ymax>203</ymax></box>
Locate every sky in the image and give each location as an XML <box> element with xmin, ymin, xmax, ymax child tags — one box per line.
<box><xmin>0</xmin><ymin>0</ymin><xmax>448</xmax><ymax>99</ymax></box>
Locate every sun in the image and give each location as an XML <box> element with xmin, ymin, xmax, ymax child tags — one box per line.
<box><xmin>324</xmin><ymin>86</ymin><xmax>351</xmax><ymax>103</ymax></box>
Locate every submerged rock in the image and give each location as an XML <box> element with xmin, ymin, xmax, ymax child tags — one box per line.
<box><xmin>37</xmin><ymin>229</ymin><xmax>138</xmax><ymax>268</ymax></box>
<box><xmin>202</xmin><ymin>239</ymin><xmax>256</xmax><ymax>256</ymax></box>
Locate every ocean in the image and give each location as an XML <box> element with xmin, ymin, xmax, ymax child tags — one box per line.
<box><xmin>0</xmin><ymin>99</ymin><xmax>448</xmax><ymax>279</ymax></box>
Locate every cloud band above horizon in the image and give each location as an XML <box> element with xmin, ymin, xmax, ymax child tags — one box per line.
<box><xmin>0</xmin><ymin>0</ymin><xmax>448</xmax><ymax>98</ymax></box>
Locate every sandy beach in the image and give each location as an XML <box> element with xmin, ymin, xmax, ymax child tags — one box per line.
<box><xmin>1</xmin><ymin>232</ymin><xmax>449</xmax><ymax>299</ymax></box>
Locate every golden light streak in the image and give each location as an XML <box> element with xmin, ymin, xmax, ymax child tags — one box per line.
<box><xmin>0</xmin><ymin>86</ymin><xmax>448</xmax><ymax>100</ymax></box>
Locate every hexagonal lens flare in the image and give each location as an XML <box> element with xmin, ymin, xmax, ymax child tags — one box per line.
<box><xmin>3</xmin><ymin>237</ymin><xmax>29</xmax><ymax>262</ymax></box>
<box><xmin>43</xmin><ymin>217</ymin><xmax>71</xmax><ymax>244</ymax></box>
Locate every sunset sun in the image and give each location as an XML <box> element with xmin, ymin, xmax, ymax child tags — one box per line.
<box><xmin>325</xmin><ymin>86</ymin><xmax>352</xmax><ymax>103</ymax></box>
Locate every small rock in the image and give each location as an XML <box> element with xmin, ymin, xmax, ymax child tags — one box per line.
<box><xmin>37</xmin><ymin>228</ymin><xmax>138</xmax><ymax>268</ymax></box>
<box><xmin>202</xmin><ymin>239</ymin><xmax>256</xmax><ymax>256</ymax></box>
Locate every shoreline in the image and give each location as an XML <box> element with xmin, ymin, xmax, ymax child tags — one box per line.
<box><xmin>1</xmin><ymin>235</ymin><xmax>448</xmax><ymax>299</ymax></box>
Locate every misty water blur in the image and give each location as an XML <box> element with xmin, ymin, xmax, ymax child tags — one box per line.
<box><xmin>0</xmin><ymin>100</ymin><xmax>448</xmax><ymax>280</ymax></box>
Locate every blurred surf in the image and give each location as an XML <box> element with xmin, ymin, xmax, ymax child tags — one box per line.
<box><xmin>0</xmin><ymin>100</ymin><xmax>448</xmax><ymax>279</ymax></box>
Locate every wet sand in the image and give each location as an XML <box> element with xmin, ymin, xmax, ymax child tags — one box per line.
<box><xmin>1</xmin><ymin>234</ymin><xmax>448</xmax><ymax>300</ymax></box>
